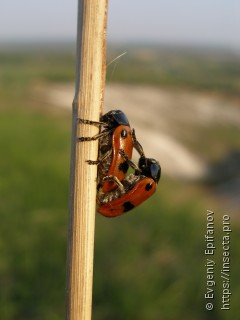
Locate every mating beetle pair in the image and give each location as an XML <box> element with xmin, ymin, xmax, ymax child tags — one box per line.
<box><xmin>78</xmin><ymin>110</ymin><xmax>161</xmax><ymax>217</ymax></box>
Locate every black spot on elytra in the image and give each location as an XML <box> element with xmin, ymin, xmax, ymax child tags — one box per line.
<box><xmin>145</xmin><ymin>183</ymin><xmax>153</xmax><ymax>191</ymax></box>
<box><xmin>118</xmin><ymin>161</ymin><xmax>129</xmax><ymax>173</ymax></box>
<box><xmin>123</xmin><ymin>201</ymin><xmax>135</xmax><ymax>212</ymax></box>
<box><xmin>121</xmin><ymin>129</ymin><xmax>128</xmax><ymax>138</ymax></box>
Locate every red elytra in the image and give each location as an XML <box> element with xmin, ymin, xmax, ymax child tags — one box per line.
<box><xmin>98</xmin><ymin>177</ymin><xmax>157</xmax><ymax>217</ymax></box>
<box><xmin>101</xmin><ymin>125</ymin><xmax>133</xmax><ymax>193</ymax></box>
<box><xmin>97</xmin><ymin>156</ymin><xmax>161</xmax><ymax>217</ymax></box>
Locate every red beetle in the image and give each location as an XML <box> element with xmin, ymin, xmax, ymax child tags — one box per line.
<box><xmin>97</xmin><ymin>154</ymin><xmax>161</xmax><ymax>217</ymax></box>
<box><xmin>78</xmin><ymin>110</ymin><xmax>143</xmax><ymax>192</ymax></box>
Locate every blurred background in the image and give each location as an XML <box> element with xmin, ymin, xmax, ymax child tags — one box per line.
<box><xmin>0</xmin><ymin>1</ymin><xmax>240</xmax><ymax>319</ymax></box>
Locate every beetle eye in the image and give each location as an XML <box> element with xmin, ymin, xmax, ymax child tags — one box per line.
<box><xmin>150</xmin><ymin>163</ymin><xmax>161</xmax><ymax>183</ymax></box>
<box><xmin>121</xmin><ymin>129</ymin><xmax>128</xmax><ymax>138</ymax></box>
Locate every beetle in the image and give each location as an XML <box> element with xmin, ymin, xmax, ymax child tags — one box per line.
<box><xmin>78</xmin><ymin>110</ymin><xmax>143</xmax><ymax>192</ymax></box>
<box><xmin>97</xmin><ymin>151</ymin><xmax>161</xmax><ymax>217</ymax></box>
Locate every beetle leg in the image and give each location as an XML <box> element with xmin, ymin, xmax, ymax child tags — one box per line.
<box><xmin>132</xmin><ymin>128</ymin><xmax>145</xmax><ymax>158</ymax></box>
<box><xmin>86</xmin><ymin>149</ymin><xmax>112</xmax><ymax>165</ymax></box>
<box><xmin>78</xmin><ymin>118</ymin><xmax>107</xmax><ymax>126</ymax></box>
<box><xmin>78</xmin><ymin>129</ymin><xmax>110</xmax><ymax>142</ymax></box>
<box><xmin>101</xmin><ymin>175</ymin><xmax>125</xmax><ymax>193</ymax></box>
<box><xmin>119</xmin><ymin>149</ymin><xmax>141</xmax><ymax>173</ymax></box>
<box><xmin>86</xmin><ymin>160</ymin><xmax>100</xmax><ymax>165</ymax></box>
<box><xmin>99</xmin><ymin>149</ymin><xmax>112</xmax><ymax>162</ymax></box>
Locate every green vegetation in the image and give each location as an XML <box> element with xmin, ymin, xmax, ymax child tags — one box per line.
<box><xmin>1</xmin><ymin>44</ymin><xmax>240</xmax><ymax>96</ymax></box>
<box><xmin>107</xmin><ymin>45</ymin><xmax>240</xmax><ymax>96</ymax></box>
<box><xmin>0</xmin><ymin>108</ymin><xmax>70</xmax><ymax>319</ymax></box>
<box><xmin>0</xmin><ymin>45</ymin><xmax>239</xmax><ymax>319</ymax></box>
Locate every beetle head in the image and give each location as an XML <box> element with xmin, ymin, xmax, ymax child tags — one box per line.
<box><xmin>101</xmin><ymin>110</ymin><xmax>130</xmax><ymax>129</ymax></box>
<box><xmin>138</xmin><ymin>156</ymin><xmax>161</xmax><ymax>183</ymax></box>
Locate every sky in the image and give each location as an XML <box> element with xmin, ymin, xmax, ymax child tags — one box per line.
<box><xmin>0</xmin><ymin>0</ymin><xmax>239</xmax><ymax>49</ymax></box>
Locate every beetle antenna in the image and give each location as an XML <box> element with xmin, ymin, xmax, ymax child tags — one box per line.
<box><xmin>132</xmin><ymin>129</ymin><xmax>145</xmax><ymax>158</ymax></box>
